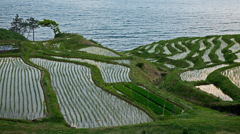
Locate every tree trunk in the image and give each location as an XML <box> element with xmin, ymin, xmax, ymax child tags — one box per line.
<box><xmin>27</xmin><ymin>29</ymin><xmax>31</xmax><ymax>39</ymax></box>
<box><xmin>33</xmin><ymin>28</ymin><xmax>35</xmax><ymax>41</ymax></box>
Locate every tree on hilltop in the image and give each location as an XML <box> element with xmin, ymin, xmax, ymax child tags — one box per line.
<box><xmin>26</xmin><ymin>17</ymin><xmax>39</xmax><ymax>41</ymax></box>
<box><xmin>9</xmin><ymin>15</ymin><xmax>61</xmax><ymax>40</ymax></box>
<box><xmin>9</xmin><ymin>14</ymin><xmax>27</xmax><ymax>35</ymax></box>
<box><xmin>38</xmin><ymin>19</ymin><xmax>61</xmax><ymax>36</ymax></box>
<box><xmin>9</xmin><ymin>14</ymin><xmax>40</xmax><ymax>41</ymax></box>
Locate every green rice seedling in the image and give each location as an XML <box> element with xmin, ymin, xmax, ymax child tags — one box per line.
<box><xmin>113</xmin><ymin>85</ymin><xmax>172</xmax><ymax>115</ymax></box>
<box><xmin>124</xmin><ymin>84</ymin><xmax>183</xmax><ymax>114</ymax></box>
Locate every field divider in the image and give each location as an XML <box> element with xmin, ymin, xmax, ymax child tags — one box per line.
<box><xmin>21</xmin><ymin>56</ymin><xmax>65</xmax><ymax>123</ymax></box>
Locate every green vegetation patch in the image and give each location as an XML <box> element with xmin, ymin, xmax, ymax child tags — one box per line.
<box><xmin>113</xmin><ymin>84</ymin><xmax>172</xmax><ymax>115</ymax></box>
<box><xmin>0</xmin><ymin>28</ymin><xmax>28</xmax><ymax>41</ymax></box>
<box><xmin>124</xmin><ymin>84</ymin><xmax>182</xmax><ymax>114</ymax></box>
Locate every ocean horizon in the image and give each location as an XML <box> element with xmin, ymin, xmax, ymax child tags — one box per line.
<box><xmin>1</xmin><ymin>0</ymin><xmax>240</xmax><ymax>51</ymax></box>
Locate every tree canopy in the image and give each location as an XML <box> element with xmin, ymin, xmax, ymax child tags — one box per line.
<box><xmin>9</xmin><ymin>14</ymin><xmax>27</xmax><ymax>35</ymax></box>
<box><xmin>38</xmin><ymin>19</ymin><xmax>61</xmax><ymax>36</ymax></box>
<box><xmin>9</xmin><ymin>14</ymin><xmax>40</xmax><ymax>41</ymax></box>
<box><xmin>26</xmin><ymin>17</ymin><xmax>39</xmax><ymax>41</ymax></box>
<box><xmin>9</xmin><ymin>15</ymin><xmax>61</xmax><ymax>40</ymax></box>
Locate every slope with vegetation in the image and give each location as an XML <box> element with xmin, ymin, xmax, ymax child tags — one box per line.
<box><xmin>0</xmin><ymin>29</ymin><xmax>239</xmax><ymax>133</ymax></box>
<box><xmin>0</xmin><ymin>28</ymin><xmax>27</xmax><ymax>41</ymax></box>
<box><xmin>125</xmin><ymin>34</ymin><xmax>240</xmax><ymax>115</ymax></box>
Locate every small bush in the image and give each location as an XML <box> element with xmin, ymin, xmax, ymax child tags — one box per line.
<box><xmin>136</xmin><ymin>63</ymin><xmax>144</xmax><ymax>68</ymax></box>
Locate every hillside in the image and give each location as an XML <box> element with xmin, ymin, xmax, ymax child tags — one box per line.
<box><xmin>125</xmin><ymin>35</ymin><xmax>240</xmax><ymax>114</ymax></box>
<box><xmin>0</xmin><ymin>32</ymin><xmax>240</xmax><ymax>133</ymax></box>
<box><xmin>0</xmin><ymin>28</ymin><xmax>28</xmax><ymax>41</ymax></box>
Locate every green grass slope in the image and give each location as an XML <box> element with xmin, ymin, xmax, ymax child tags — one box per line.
<box><xmin>0</xmin><ymin>28</ymin><xmax>28</xmax><ymax>41</ymax></box>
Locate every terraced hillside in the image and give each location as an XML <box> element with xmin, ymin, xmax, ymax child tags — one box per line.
<box><xmin>31</xmin><ymin>58</ymin><xmax>153</xmax><ymax>128</ymax></box>
<box><xmin>0</xmin><ymin>30</ymin><xmax>240</xmax><ymax>133</ymax></box>
<box><xmin>127</xmin><ymin>35</ymin><xmax>240</xmax><ymax>68</ymax></box>
<box><xmin>125</xmin><ymin>35</ymin><xmax>240</xmax><ymax>114</ymax></box>
<box><xmin>0</xmin><ymin>32</ymin><xmax>184</xmax><ymax>129</ymax></box>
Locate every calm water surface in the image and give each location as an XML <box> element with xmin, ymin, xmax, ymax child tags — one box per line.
<box><xmin>1</xmin><ymin>0</ymin><xmax>240</xmax><ymax>51</ymax></box>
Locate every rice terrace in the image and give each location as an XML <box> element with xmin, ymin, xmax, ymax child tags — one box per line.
<box><xmin>0</xmin><ymin>27</ymin><xmax>239</xmax><ymax>133</ymax></box>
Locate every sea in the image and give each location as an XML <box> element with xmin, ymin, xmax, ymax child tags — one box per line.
<box><xmin>1</xmin><ymin>0</ymin><xmax>240</xmax><ymax>51</ymax></box>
